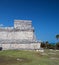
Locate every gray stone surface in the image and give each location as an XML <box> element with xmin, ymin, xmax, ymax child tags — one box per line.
<box><xmin>0</xmin><ymin>20</ymin><xmax>41</xmax><ymax>50</ymax></box>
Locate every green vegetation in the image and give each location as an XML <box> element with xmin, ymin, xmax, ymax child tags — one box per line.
<box><xmin>56</xmin><ymin>34</ymin><xmax>59</xmax><ymax>40</ymax></box>
<box><xmin>56</xmin><ymin>34</ymin><xmax>59</xmax><ymax>49</ymax></box>
<box><xmin>41</xmin><ymin>42</ymin><xmax>55</xmax><ymax>49</ymax></box>
<box><xmin>0</xmin><ymin>50</ymin><xmax>59</xmax><ymax>65</ymax></box>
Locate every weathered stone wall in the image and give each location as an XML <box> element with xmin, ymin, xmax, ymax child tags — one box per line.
<box><xmin>0</xmin><ymin>20</ymin><xmax>41</xmax><ymax>50</ymax></box>
<box><xmin>0</xmin><ymin>20</ymin><xmax>35</xmax><ymax>40</ymax></box>
<box><xmin>14</xmin><ymin>20</ymin><xmax>32</xmax><ymax>29</ymax></box>
<box><xmin>0</xmin><ymin>43</ymin><xmax>41</xmax><ymax>50</ymax></box>
<box><xmin>0</xmin><ymin>31</ymin><xmax>34</xmax><ymax>40</ymax></box>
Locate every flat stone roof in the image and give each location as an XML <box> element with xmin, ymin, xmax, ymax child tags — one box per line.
<box><xmin>14</xmin><ymin>20</ymin><xmax>32</xmax><ymax>23</ymax></box>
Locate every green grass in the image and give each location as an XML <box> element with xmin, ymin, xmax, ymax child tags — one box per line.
<box><xmin>0</xmin><ymin>50</ymin><xmax>59</xmax><ymax>65</ymax></box>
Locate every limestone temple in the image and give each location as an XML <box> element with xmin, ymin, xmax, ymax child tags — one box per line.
<box><xmin>0</xmin><ymin>20</ymin><xmax>41</xmax><ymax>50</ymax></box>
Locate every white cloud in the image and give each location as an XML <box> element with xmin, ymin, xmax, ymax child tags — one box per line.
<box><xmin>0</xmin><ymin>24</ymin><xmax>4</xmax><ymax>27</ymax></box>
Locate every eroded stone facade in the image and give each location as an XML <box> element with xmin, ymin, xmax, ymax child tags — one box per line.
<box><xmin>0</xmin><ymin>20</ymin><xmax>40</xmax><ymax>50</ymax></box>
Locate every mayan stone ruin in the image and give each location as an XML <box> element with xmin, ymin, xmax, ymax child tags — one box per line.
<box><xmin>0</xmin><ymin>20</ymin><xmax>41</xmax><ymax>50</ymax></box>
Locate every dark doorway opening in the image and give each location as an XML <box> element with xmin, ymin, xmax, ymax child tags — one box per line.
<box><xmin>0</xmin><ymin>47</ymin><xmax>2</xmax><ymax>50</ymax></box>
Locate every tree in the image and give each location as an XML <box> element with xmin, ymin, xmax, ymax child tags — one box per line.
<box><xmin>56</xmin><ymin>34</ymin><xmax>59</xmax><ymax>49</ymax></box>
<box><xmin>41</xmin><ymin>41</ymin><xmax>49</xmax><ymax>49</ymax></box>
<box><xmin>41</xmin><ymin>42</ymin><xmax>45</xmax><ymax>48</ymax></box>
<box><xmin>45</xmin><ymin>41</ymin><xmax>49</xmax><ymax>49</ymax></box>
<box><xmin>47</xmin><ymin>44</ymin><xmax>55</xmax><ymax>49</ymax></box>
<box><xmin>56</xmin><ymin>42</ymin><xmax>59</xmax><ymax>49</ymax></box>
<box><xmin>56</xmin><ymin>34</ymin><xmax>59</xmax><ymax>40</ymax></box>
